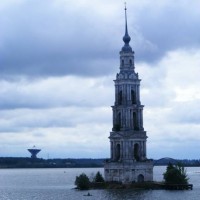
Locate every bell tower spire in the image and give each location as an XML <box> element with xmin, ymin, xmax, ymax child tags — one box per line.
<box><xmin>123</xmin><ymin>3</ymin><xmax>131</xmax><ymax>45</ymax></box>
<box><xmin>122</xmin><ymin>3</ymin><xmax>132</xmax><ymax>52</ymax></box>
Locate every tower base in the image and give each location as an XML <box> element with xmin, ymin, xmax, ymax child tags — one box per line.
<box><xmin>104</xmin><ymin>160</ymin><xmax>153</xmax><ymax>183</ymax></box>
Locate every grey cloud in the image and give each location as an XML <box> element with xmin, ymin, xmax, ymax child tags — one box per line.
<box><xmin>1</xmin><ymin>1</ymin><xmax>199</xmax><ymax>78</ymax></box>
<box><xmin>168</xmin><ymin>101</ymin><xmax>200</xmax><ymax>124</ymax></box>
<box><xmin>0</xmin><ymin>106</ymin><xmax>111</xmax><ymax>132</ymax></box>
<box><xmin>0</xmin><ymin>76</ymin><xmax>114</xmax><ymax>110</ymax></box>
<box><xmin>133</xmin><ymin>0</ymin><xmax>200</xmax><ymax>62</ymax></box>
<box><xmin>0</xmin><ymin>0</ymin><xmax>119</xmax><ymax>78</ymax></box>
<box><xmin>1</xmin><ymin>0</ymin><xmax>200</xmax><ymax>158</ymax></box>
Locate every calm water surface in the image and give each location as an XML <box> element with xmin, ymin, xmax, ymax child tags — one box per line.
<box><xmin>0</xmin><ymin>166</ymin><xmax>200</xmax><ymax>200</ymax></box>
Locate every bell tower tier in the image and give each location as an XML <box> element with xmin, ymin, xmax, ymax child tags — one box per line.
<box><xmin>104</xmin><ymin>5</ymin><xmax>153</xmax><ymax>183</ymax></box>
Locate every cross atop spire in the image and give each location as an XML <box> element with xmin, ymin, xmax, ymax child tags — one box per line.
<box><xmin>122</xmin><ymin>3</ymin><xmax>132</xmax><ymax>52</ymax></box>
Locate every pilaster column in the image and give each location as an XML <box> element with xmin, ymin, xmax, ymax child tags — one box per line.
<box><xmin>141</xmin><ymin>110</ymin><xmax>144</xmax><ymax>129</ymax></box>
<box><xmin>137</xmin><ymin>110</ymin><xmax>141</xmax><ymax>129</ymax></box>
<box><xmin>120</xmin><ymin>141</ymin><xmax>123</xmax><ymax>159</ymax></box>
<box><xmin>113</xmin><ymin>142</ymin><xmax>116</xmax><ymax>160</ymax></box>
<box><xmin>111</xmin><ymin>141</ymin><xmax>113</xmax><ymax>159</ymax></box>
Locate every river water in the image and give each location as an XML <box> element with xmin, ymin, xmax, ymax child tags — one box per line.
<box><xmin>0</xmin><ymin>166</ymin><xmax>200</xmax><ymax>200</ymax></box>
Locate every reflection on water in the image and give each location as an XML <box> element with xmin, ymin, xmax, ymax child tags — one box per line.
<box><xmin>103</xmin><ymin>189</ymin><xmax>152</xmax><ymax>200</ymax></box>
<box><xmin>0</xmin><ymin>167</ymin><xmax>199</xmax><ymax>200</ymax></box>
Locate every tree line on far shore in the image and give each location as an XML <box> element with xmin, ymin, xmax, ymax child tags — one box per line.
<box><xmin>0</xmin><ymin>157</ymin><xmax>200</xmax><ymax>168</ymax></box>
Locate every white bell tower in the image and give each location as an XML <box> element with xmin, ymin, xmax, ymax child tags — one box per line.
<box><xmin>104</xmin><ymin>5</ymin><xmax>153</xmax><ymax>183</ymax></box>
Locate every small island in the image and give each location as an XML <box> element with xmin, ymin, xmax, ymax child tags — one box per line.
<box><xmin>75</xmin><ymin>163</ymin><xmax>193</xmax><ymax>191</ymax></box>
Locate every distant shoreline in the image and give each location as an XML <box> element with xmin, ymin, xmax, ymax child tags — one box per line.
<box><xmin>0</xmin><ymin>157</ymin><xmax>200</xmax><ymax>168</ymax></box>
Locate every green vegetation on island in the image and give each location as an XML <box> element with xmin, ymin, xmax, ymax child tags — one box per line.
<box><xmin>75</xmin><ymin>173</ymin><xmax>91</xmax><ymax>190</ymax></box>
<box><xmin>75</xmin><ymin>171</ymin><xmax>105</xmax><ymax>190</ymax></box>
<box><xmin>163</xmin><ymin>163</ymin><xmax>189</xmax><ymax>184</ymax></box>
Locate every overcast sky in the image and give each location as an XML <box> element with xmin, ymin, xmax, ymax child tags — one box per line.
<box><xmin>0</xmin><ymin>0</ymin><xmax>200</xmax><ymax>159</ymax></box>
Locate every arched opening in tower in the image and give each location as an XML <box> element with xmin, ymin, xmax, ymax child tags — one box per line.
<box><xmin>116</xmin><ymin>112</ymin><xmax>121</xmax><ymax>130</ymax></box>
<box><xmin>121</xmin><ymin>59</ymin><xmax>124</xmax><ymax>66</ymax></box>
<box><xmin>133</xmin><ymin>112</ymin><xmax>138</xmax><ymax>130</ymax></box>
<box><xmin>131</xmin><ymin>90</ymin><xmax>136</xmax><ymax>104</ymax></box>
<box><xmin>137</xmin><ymin>174</ymin><xmax>144</xmax><ymax>182</ymax></box>
<box><xmin>134</xmin><ymin>143</ymin><xmax>140</xmax><ymax>161</ymax></box>
<box><xmin>129</xmin><ymin>59</ymin><xmax>132</xmax><ymax>66</ymax></box>
<box><xmin>118</xmin><ymin>91</ymin><xmax>123</xmax><ymax>105</ymax></box>
<box><xmin>116</xmin><ymin>144</ymin><xmax>121</xmax><ymax>161</ymax></box>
